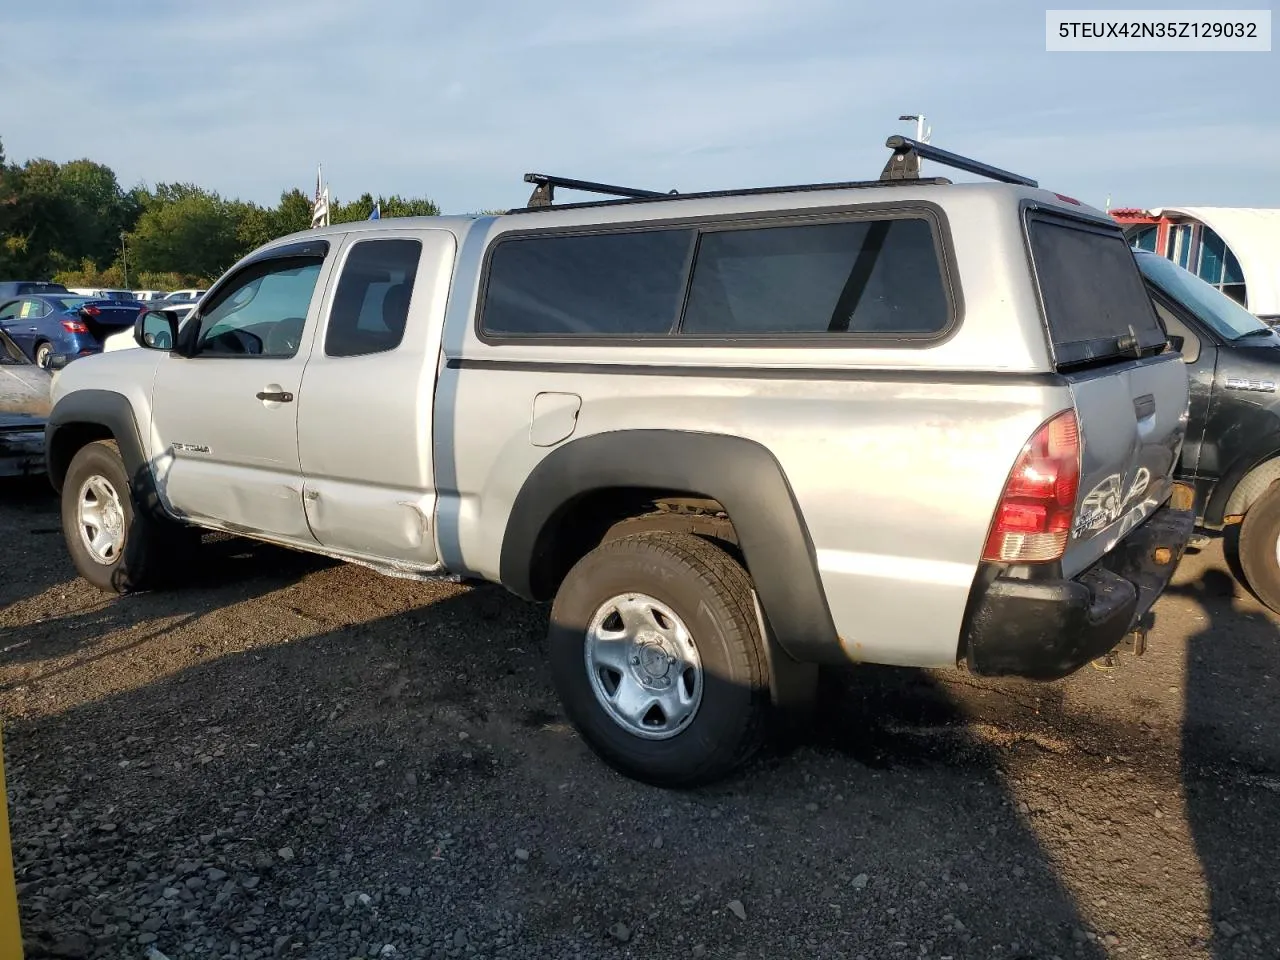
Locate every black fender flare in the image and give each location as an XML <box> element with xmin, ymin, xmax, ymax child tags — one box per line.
<box><xmin>1206</xmin><ymin>435</ymin><xmax>1280</xmax><ymax>526</ymax></box>
<box><xmin>45</xmin><ymin>389</ymin><xmax>167</xmax><ymax>521</ymax></box>
<box><xmin>500</xmin><ymin>429</ymin><xmax>841</xmax><ymax>664</ymax></box>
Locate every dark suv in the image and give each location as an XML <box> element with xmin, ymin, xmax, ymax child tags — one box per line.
<box><xmin>0</xmin><ymin>281</ymin><xmax>70</xmax><ymax>299</ymax></box>
<box><xmin>1136</xmin><ymin>248</ymin><xmax>1280</xmax><ymax>611</ymax></box>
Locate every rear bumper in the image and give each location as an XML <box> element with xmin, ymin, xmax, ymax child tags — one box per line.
<box><xmin>962</xmin><ymin>485</ymin><xmax>1196</xmax><ymax>680</ymax></box>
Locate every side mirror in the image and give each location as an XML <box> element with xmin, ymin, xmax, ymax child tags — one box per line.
<box><xmin>46</xmin><ymin>354</ymin><xmax>69</xmax><ymax>371</ymax></box>
<box><xmin>135</xmin><ymin>309</ymin><xmax>178</xmax><ymax>351</ymax></box>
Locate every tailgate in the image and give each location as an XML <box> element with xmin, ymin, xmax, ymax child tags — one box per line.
<box><xmin>1062</xmin><ymin>356</ymin><xmax>1187</xmax><ymax>575</ymax></box>
<box><xmin>1025</xmin><ymin>209</ymin><xmax>1189</xmax><ymax>578</ymax></box>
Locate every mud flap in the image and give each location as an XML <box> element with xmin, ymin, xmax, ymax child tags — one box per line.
<box><xmin>753</xmin><ymin>592</ymin><xmax>818</xmax><ymax>739</ymax></box>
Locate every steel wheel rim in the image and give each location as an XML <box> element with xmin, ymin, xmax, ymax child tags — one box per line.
<box><xmin>584</xmin><ymin>592</ymin><xmax>703</xmax><ymax>740</ymax></box>
<box><xmin>77</xmin><ymin>474</ymin><xmax>125</xmax><ymax>565</ymax></box>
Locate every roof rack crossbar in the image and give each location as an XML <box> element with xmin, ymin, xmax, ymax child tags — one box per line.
<box><xmin>880</xmin><ymin>136</ymin><xmax>1038</xmax><ymax>188</ymax></box>
<box><xmin>523</xmin><ymin>173</ymin><xmax>677</xmax><ymax>208</ymax></box>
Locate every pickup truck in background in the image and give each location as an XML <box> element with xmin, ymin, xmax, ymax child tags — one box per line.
<box><xmin>1137</xmin><ymin>248</ymin><xmax>1280</xmax><ymax>613</ymax></box>
<box><xmin>42</xmin><ymin>137</ymin><xmax>1194</xmax><ymax>787</ymax></box>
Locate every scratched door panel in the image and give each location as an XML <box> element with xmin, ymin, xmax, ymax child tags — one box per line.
<box><xmin>297</xmin><ymin>230</ymin><xmax>456</xmax><ymax>566</ymax></box>
<box><xmin>150</xmin><ymin>251</ymin><xmax>335</xmax><ymax>540</ymax></box>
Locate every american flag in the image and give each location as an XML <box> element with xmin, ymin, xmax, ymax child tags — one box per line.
<box><xmin>311</xmin><ymin>164</ymin><xmax>330</xmax><ymax>228</ymax></box>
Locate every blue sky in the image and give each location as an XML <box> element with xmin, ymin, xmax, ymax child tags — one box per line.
<box><xmin>3</xmin><ymin>0</ymin><xmax>1277</xmax><ymax>213</ymax></box>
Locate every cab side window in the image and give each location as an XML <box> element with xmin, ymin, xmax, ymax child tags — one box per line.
<box><xmin>196</xmin><ymin>257</ymin><xmax>323</xmax><ymax>358</ymax></box>
<box><xmin>324</xmin><ymin>239</ymin><xmax>422</xmax><ymax>358</ymax></box>
<box><xmin>1154</xmin><ymin>301</ymin><xmax>1201</xmax><ymax>363</ymax></box>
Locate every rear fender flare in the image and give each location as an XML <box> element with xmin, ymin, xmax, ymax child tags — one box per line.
<box><xmin>500</xmin><ymin>429</ymin><xmax>841</xmax><ymax>664</ymax></box>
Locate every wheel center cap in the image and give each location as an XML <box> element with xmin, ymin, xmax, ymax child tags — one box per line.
<box><xmin>638</xmin><ymin>641</ymin><xmax>671</xmax><ymax>679</ymax></box>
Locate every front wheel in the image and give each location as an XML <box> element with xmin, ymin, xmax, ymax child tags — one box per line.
<box><xmin>60</xmin><ymin>440</ymin><xmax>190</xmax><ymax>593</ymax></box>
<box><xmin>1236</xmin><ymin>481</ymin><xmax>1280</xmax><ymax>614</ymax></box>
<box><xmin>547</xmin><ymin>531</ymin><xmax>771</xmax><ymax>787</ymax></box>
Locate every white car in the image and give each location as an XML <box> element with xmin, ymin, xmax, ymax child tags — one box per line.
<box><xmin>164</xmin><ymin>288</ymin><xmax>206</xmax><ymax>301</ymax></box>
<box><xmin>132</xmin><ymin>290</ymin><xmax>168</xmax><ymax>301</ymax></box>
<box><xmin>104</xmin><ymin>302</ymin><xmax>196</xmax><ymax>352</ymax></box>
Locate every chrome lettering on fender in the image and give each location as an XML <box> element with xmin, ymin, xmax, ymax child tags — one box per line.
<box><xmin>1225</xmin><ymin>377</ymin><xmax>1276</xmax><ymax>393</ymax></box>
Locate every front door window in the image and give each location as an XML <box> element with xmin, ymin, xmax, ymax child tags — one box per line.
<box><xmin>196</xmin><ymin>259</ymin><xmax>323</xmax><ymax>358</ymax></box>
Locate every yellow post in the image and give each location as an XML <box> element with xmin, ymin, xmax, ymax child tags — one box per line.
<box><xmin>0</xmin><ymin>722</ymin><xmax>23</xmax><ymax>958</ymax></box>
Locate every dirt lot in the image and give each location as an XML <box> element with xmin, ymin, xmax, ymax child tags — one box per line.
<box><xmin>1</xmin><ymin>478</ymin><xmax>1277</xmax><ymax>960</ymax></box>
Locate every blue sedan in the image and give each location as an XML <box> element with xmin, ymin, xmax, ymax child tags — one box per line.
<box><xmin>0</xmin><ymin>294</ymin><xmax>143</xmax><ymax>368</ymax></box>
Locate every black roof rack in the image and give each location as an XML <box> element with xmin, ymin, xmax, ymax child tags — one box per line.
<box><xmin>880</xmin><ymin>135</ymin><xmax>1038</xmax><ymax>187</ymax></box>
<box><xmin>506</xmin><ymin>134</ymin><xmax>1036</xmax><ymax>214</ymax></box>
<box><xmin>523</xmin><ymin>173</ymin><xmax>678</xmax><ymax>208</ymax></box>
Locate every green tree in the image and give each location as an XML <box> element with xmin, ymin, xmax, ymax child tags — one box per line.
<box><xmin>380</xmin><ymin>194</ymin><xmax>441</xmax><ymax>218</ymax></box>
<box><xmin>0</xmin><ymin>138</ymin><xmax>19</xmax><ymax>276</ymax></box>
<box><xmin>0</xmin><ymin>139</ymin><xmax>445</xmax><ymax>281</ymax></box>
<box><xmin>0</xmin><ymin>151</ymin><xmax>139</xmax><ymax>278</ymax></box>
<box><xmin>52</xmin><ymin>258</ymin><xmax>127</xmax><ymax>289</ymax></box>
<box><xmin>273</xmin><ymin>188</ymin><xmax>313</xmax><ymax>236</ymax></box>
<box><xmin>331</xmin><ymin>191</ymin><xmax>377</xmax><ymax>223</ymax></box>
<box><xmin>57</xmin><ymin>159</ymin><xmax>134</xmax><ymax>266</ymax></box>
<box><xmin>128</xmin><ymin>188</ymin><xmax>240</xmax><ymax>280</ymax></box>
<box><xmin>330</xmin><ymin>191</ymin><xmax>440</xmax><ymax>223</ymax></box>
<box><xmin>230</xmin><ymin>200</ymin><xmax>276</xmax><ymax>252</ymax></box>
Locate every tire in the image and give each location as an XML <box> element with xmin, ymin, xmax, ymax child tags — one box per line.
<box><xmin>1236</xmin><ymin>481</ymin><xmax>1280</xmax><ymax>614</ymax></box>
<box><xmin>548</xmin><ymin>531</ymin><xmax>770</xmax><ymax>787</ymax></box>
<box><xmin>60</xmin><ymin>439</ymin><xmax>190</xmax><ymax>593</ymax></box>
<box><xmin>34</xmin><ymin>341</ymin><xmax>51</xmax><ymax>368</ymax></box>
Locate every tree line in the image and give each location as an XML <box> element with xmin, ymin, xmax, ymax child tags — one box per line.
<box><xmin>0</xmin><ymin>137</ymin><xmax>443</xmax><ymax>290</ymax></box>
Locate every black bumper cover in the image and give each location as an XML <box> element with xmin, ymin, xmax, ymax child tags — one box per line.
<box><xmin>963</xmin><ymin>489</ymin><xmax>1196</xmax><ymax>680</ymax></box>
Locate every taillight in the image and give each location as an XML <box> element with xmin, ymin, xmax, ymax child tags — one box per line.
<box><xmin>81</xmin><ymin>305</ymin><xmax>101</xmax><ymax>317</ymax></box>
<box><xmin>982</xmin><ymin>410</ymin><xmax>1081</xmax><ymax>563</ymax></box>
<box><xmin>61</xmin><ymin>319</ymin><xmax>89</xmax><ymax>333</ymax></box>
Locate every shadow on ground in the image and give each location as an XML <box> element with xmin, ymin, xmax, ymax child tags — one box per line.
<box><xmin>1170</xmin><ymin>568</ymin><xmax>1280</xmax><ymax>958</ymax></box>
<box><xmin>4</xmin><ymin>568</ymin><xmax>1112</xmax><ymax>959</ymax></box>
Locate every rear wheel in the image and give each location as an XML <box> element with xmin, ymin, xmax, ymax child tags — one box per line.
<box><xmin>1236</xmin><ymin>481</ymin><xmax>1280</xmax><ymax>614</ymax></box>
<box><xmin>547</xmin><ymin>531</ymin><xmax>770</xmax><ymax>787</ymax></box>
<box><xmin>34</xmin><ymin>341</ymin><xmax>51</xmax><ymax>368</ymax></box>
<box><xmin>60</xmin><ymin>440</ymin><xmax>192</xmax><ymax>593</ymax></box>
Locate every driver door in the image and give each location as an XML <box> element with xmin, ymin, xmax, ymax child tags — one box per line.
<box><xmin>150</xmin><ymin>243</ymin><xmax>336</xmax><ymax>541</ymax></box>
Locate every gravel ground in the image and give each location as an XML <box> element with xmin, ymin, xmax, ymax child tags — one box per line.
<box><xmin>1</xmin><ymin>477</ymin><xmax>1278</xmax><ymax>960</ymax></box>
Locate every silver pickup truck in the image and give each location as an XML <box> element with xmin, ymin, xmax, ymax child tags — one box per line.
<box><xmin>45</xmin><ymin>137</ymin><xmax>1195</xmax><ymax>786</ymax></box>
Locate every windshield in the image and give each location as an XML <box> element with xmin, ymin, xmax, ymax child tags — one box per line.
<box><xmin>1136</xmin><ymin>252</ymin><xmax>1268</xmax><ymax>340</ymax></box>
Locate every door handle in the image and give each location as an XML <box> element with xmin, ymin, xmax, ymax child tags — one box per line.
<box><xmin>1133</xmin><ymin>394</ymin><xmax>1156</xmax><ymax>420</ymax></box>
<box><xmin>256</xmin><ymin>390</ymin><xmax>294</xmax><ymax>403</ymax></box>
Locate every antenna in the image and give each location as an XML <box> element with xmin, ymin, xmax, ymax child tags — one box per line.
<box><xmin>898</xmin><ymin>114</ymin><xmax>931</xmax><ymax>144</ymax></box>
